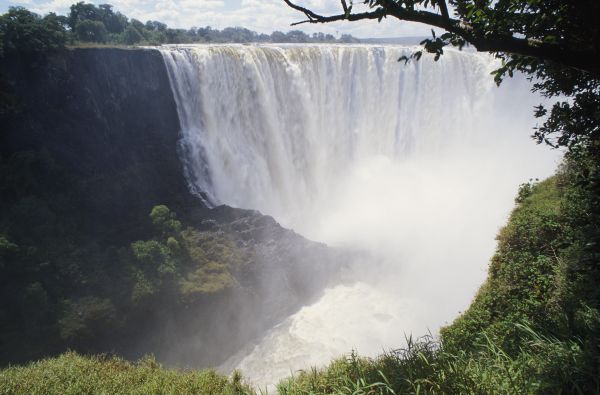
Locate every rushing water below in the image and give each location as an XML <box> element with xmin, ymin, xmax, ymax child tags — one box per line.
<box><xmin>160</xmin><ymin>44</ymin><xmax>559</xmax><ymax>388</ymax></box>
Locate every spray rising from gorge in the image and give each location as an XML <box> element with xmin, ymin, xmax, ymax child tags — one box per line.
<box><xmin>160</xmin><ymin>44</ymin><xmax>558</xmax><ymax>386</ymax></box>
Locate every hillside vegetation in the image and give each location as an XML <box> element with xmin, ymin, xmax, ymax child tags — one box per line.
<box><xmin>0</xmin><ymin>186</ymin><xmax>251</xmax><ymax>364</ymax></box>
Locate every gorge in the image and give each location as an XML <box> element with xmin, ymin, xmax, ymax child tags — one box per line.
<box><xmin>0</xmin><ymin>44</ymin><xmax>558</xmax><ymax>387</ymax></box>
<box><xmin>158</xmin><ymin>44</ymin><xmax>559</xmax><ymax>386</ymax></box>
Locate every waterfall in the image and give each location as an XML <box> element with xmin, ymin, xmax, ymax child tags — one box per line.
<box><xmin>160</xmin><ymin>44</ymin><xmax>498</xmax><ymax>226</ymax></box>
<box><xmin>160</xmin><ymin>44</ymin><xmax>558</xmax><ymax>387</ymax></box>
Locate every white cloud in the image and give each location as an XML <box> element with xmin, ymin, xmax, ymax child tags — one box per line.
<box><xmin>0</xmin><ymin>0</ymin><xmax>431</xmax><ymax>37</ymax></box>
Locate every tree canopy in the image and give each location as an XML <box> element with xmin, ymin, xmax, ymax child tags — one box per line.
<box><xmin>0</xmin><ymin>2</ymin><xmax>361</xmax><ymax>53</ymax></box>
<box><xmin>0</xmin><ymin>7</ymin><xmax>67</xmax><ymax>55</ymax></box>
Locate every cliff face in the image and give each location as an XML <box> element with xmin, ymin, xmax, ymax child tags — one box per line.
<box><xmin>1</xmin><ymin>48</ymin><xmax>199</xmax><ymax>241</ymax></box>
<box><xmin>0</xmin><ymin>48</ymin><xmax>345</xmax><ymax>368</ymax></box>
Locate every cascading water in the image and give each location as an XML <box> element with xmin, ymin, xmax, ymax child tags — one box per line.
<box><xmin>161</xmin><ymin>44</ymin><xmax>498</xmax><ymax>224</ymax></box>
<box><xmin>160</xmin><ymin>44</ymin><xmax>559</xmax><ymax>387</ymax></box>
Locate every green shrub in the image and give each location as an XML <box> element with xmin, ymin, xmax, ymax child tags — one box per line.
<box><xmin>150</xmin><ymin>205</ymin><xmax>182</xmax><ymax>236</ymax></box>
<box><xmin>131</xmin><ymin>239</ymin><xmax>176</xmax><ymax>275</ymax></box>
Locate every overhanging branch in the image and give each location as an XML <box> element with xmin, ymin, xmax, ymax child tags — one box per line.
<box><xmin>282</xmin><ymin>0</ymin><xmax>600</xmax><ymax>76</ymax></box>
<box><xmin>284</xmin><ymin>0</ymin><xmax>384</xmax><ymax>26</ymax></box>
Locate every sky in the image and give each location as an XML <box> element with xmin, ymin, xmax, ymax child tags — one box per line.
<box><xmin>0</xmin><ymin>0</ymin><xmax>431</xmax><ymax>38</ymax></box>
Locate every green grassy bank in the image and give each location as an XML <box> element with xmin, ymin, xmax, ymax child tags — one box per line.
<box><xmin>0</xmin><ymin>352</ymin><xmax>253</xmax><ymax>395</ymax></box>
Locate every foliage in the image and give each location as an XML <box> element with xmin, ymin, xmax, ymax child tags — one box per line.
<box><xmin>123</xmin><ymin>25</ymin><xmax>143</xmax><ymax>45</ymax></box>
<box><xmin>69</xmin><ymin>2</ymin><xmax>127</xmax><ymax>34</ymax></box>
<box><xmin>150</xmin><ymin>204</ymin><xmax>182</xmax><ymax>236</ymax></box>
<box><xmin>132</xmin><ymin>240</ymin><xmax>176</xmax><ymax>274</ymax></box>
<box><xmin>178</xmin><ymin>228</ymin><xmax>248</xmax><ymax>302</ymax></box>
<box><xmin>0</xmin><ymin>351</ymin><xmax>255</xmax><ymax>394</ymax></box>
<box><xmin>0</xmin><ymin>7</ymin><xmax>67</xmax><ymax>56</ymax></box>
<box><xmin>0</xmin><ymin>2</ymin><xmax>360</xmax><ymax>53</ymax></box>
<box><xmin>442</xmin><ymin>177</ymin><xmax>564</xmax><ymax>352</ymax></box>
<box><xmin>528</xmin><ymin>66</ymin><xmax>600</xmax><ymax>150</ymax></box>
<box><xmin>58</xmin><ymin>297</ymin><xmax>116</xmax><ymax>342</ymax></box>
<box><xmin>0</xmin><ymin>155</ymin><xmax>250</xmax><ymax>365</ymax></box>
<box><xmin>0</xmin><ymin>118</ymin><xmax>258</xmax><ymax>364</ymax></box>
<box><xmin>277</xmin><ymin>325</ymin><xmax>597</xmax><ymax>394</ymax></box>
<box><xmin>74</xmin><ymin>19</ymin><xmax>108</xmax><ymax>42</ymax></box>
<box><xmin>514</xmin><ymin>178</ymin><xmax>539</xmax><ymax>204</ymax></box>
<box><xmin>441</xmin><ymin>159</ymin><xmax>600</xmax><ymax>386</ymax></box>
<box><xmin>180</xmin><ymin>262</ymin><xmax>235</xmax><ymax>298</ymax></box>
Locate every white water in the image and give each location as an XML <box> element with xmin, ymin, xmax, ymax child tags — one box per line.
<box><xmin>160</xmin><ymin>44</ymin><xmax>559</xmax><ymax>388</ymax></box>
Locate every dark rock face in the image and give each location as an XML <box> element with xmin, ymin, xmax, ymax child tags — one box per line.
<box><xmin>1</xmin><ymin>48</ymin><xmax>199</xmax><ymax>241</ymax></box>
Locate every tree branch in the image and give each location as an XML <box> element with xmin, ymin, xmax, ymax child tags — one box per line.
<box><xmin>340</xmin><ymin>0</ymin><xmax>348</xmax><ymax>14</ymax></box>
<box><xmin>282</xmin><ymin>0</ymin><xmax>600</xmax><ymax>76</ymax></box>
<box><xmin>437</xmin><ymin>0</ymin><xmax>449</xmax><ymax>20</ymax></box>
<box><xmin>284</xmin><ymin>0</ymin><xmax>383</xmax><ymax>25</ymax></box>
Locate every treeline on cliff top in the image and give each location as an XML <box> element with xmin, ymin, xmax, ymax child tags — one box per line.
<box><xmin>0</xmin><ymin>1</ymin><xmax>359</xmax><ymax>54</ymax></box>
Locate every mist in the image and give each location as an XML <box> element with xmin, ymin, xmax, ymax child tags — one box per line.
<box><xmin>160</xmin><ymin>44</ymin><xmax>560</xmax><ymax>387</ymax></box>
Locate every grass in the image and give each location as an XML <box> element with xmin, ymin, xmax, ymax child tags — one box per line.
<box><xmin>276</xmin><ymin>326</ymin><xmax>596</xmax><ymax>395</ymax></box>
<box><xmin>0</xmin><ymin>352</ymin><xmax>254</xmax><ymax>395</ymax></box>
<box><xmin>2</xmin><ymin>326</ymin><xmax>594</xmax><ymax>395</ymax></box>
